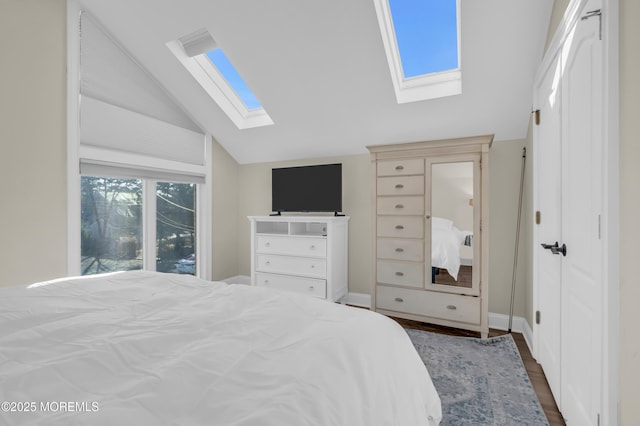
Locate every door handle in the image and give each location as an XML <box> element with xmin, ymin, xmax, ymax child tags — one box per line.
<box><xmin>541</xmin><ymin>242</ymin><xmax>558</xmax><ymax>250</ymax></box>
<box><xmin>541</xmin><ymin>241</ymin><xmax>567</xmax><ymax>256</ymax></box>
<box><xmin>550</xmin><ymin>243</ymin><xmax>567</xmax><ymax>256</ymax></box>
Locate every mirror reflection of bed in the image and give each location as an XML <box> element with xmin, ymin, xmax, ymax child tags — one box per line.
<box><xmin>431</xmin><ymin>161</ymin><xmax>474</xmax><ymax>289</ymax></box>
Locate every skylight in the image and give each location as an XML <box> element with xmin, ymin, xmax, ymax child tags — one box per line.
<box><xmin>205</xmin><ymin>49</ymin><xmax>262</xmax><ymax>111</ymax></box>
<box><xmin>374</xmin><ymin>0</ymin><xmax>461</xmax><ymax>103</ymax></box>
<box><xmin>167</xmin><ymin>30</ymin><xmax>273</xmax><ymax>130</ymax></box>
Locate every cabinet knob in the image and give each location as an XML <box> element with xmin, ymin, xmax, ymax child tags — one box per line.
<box><xmin>426</xmin><ymin>215</ymin><xmax>431</xmax><ymax>219</ymax></box>
<box><xmin>395</xmin><ymin>184</ymin><xmax>404</xmax><ymax>189</ymax></box>
<box><xmin>263</xmin><ymin>280</ymin><xmax>269</xmax><ymax>285</ymax></box>
<box><xmin>395</xmin><ymin>272</ymin><xmax>404</xmax><ymax>276</ymax></box>
<box><xmin>395</xmin><ymin>225</ymin><xmax>404</xmax><ymax>230</ymax></box>
<box><xmin>310</xmin><ymin>245</ymin><xmax>315</xmax><ymax>249</ymax></box>
<box><xmin>308</xmin><ymin>286</ymin><xmax>315</xmax><ymax>291</ymax></box>
<box><xmin>265</xmin><ymin>261</ymin><xmax>271</xmax><ymax>265</ymax></box>
<box><xmin>311</xmin><ymin>265</ymin><xmax>315</xmax><ymax>268</ymax></box>
<box><xmin>395</xmin><ymin>165</ymin><xmax>404</xmax><ymax>171</ymax></box>
<box><xmin>395</xmin><ymin>204</ymin><xmax>404</xmax><ymax>209</ymax></box>
<box><xmin>446</xmin><ymin>305</ymin><xmax>457</xmax><ymax>310</ymax></box>
<box><xmin>394</xmin><ymin>297</ymin><xmax>404</xmax><ymax>302</ymax></box>
<box><xmin>265</xmin><ymin>242</ymin><xmax>271</xmax><ymax>247</ymax></box>
<box><xmin>395</xmin><ymin>248</ymin><xmax>404</xmax><ymax>253</ymax></box>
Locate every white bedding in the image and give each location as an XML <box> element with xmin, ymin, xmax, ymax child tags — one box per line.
<box><xmin>0</xmin><ymin>271</ymin><xmax>441</xmax><ymax>425</ymax></box>
<box><xmin>431</xmin><ymin>226</ymin><xmax>465</xmax><ymax>280</ymax></box>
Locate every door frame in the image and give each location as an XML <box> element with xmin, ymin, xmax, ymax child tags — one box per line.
<box><xmin>531</xmin><ymin>0</ymin><xmax>619</xmax><ymax>424</ymax></box>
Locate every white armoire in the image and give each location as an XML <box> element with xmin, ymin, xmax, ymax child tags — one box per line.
<box><xmin>367</xmin><ymin>135</ymin><xmax>492</xmax><ymax>337</ymax></box>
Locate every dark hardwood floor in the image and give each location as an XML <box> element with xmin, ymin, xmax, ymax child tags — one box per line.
<box><xmin>390</xmin><ymin>317</ymin><xmax>565</xmax><ymax>426</ymax></box>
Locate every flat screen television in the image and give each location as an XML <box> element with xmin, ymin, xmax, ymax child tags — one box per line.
<box><xmin>271</xmin><ymin>163</ymin><xmax>342</xmax><ymax>214</ymax></box>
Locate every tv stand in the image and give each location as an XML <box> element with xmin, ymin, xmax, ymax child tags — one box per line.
<box><xmin>269</xmin><ymin>211</ymin><xmax>282</xmax><ymax>216</ymax></box>
<box><xmin>248</xmin><ymin>216</ymin><xmax>350</xmax><ymax>302</ymax></box>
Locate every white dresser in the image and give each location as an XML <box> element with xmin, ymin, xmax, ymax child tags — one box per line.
<box><xmin>248</xmin><ymin>216</ymin><xmax>349</xmax><ymax>302</ymax></box>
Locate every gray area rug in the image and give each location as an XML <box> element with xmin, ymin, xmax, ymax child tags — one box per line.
<box><xmin>407</xmin><ymin>329</ymin><xmax>549</xmax><ymax>426</ymax></box>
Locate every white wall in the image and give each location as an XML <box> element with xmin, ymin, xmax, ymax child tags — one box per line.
<box><xmin>0</xmin><ymin>0</ymin><xmax>68</xmax><ymax>287</ymax></box>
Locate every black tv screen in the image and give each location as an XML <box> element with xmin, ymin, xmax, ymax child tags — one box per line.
<box><xmin>272</xmin><ymin>163</ymin><xmax>342</xmax><ymax>213</ymax></box>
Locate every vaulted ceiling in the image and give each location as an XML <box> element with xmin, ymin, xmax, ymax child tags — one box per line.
<box><xmin>77</xmin><ymin>0</ymin><xmax>553</xmax><ymax>164</ymax></box>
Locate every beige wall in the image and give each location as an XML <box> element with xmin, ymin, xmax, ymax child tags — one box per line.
<box><xmin>234</xmin><ymin>142</ymin><xmax>529</xmax><ymax>318</ymax></box>
<box><xmin>236</xmin><ymin>154</ymin><xmax>373</xmax><ymax>294</ymax></box>
<box><xmin>211</xmin><ymin>140</ymin><xmax>240</xmax><ymax>281</ymax></box>
<box><xmin>0</xmin><ymin>0</ymin><xmax>68</xmax><ymax>287</ymax></box>
<box><xmin>619</xmin><ymin>0</ymin><xmax>639</xmax><ymax>424</ymax></box>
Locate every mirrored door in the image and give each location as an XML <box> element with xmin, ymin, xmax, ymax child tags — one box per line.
<box><xmin>426</xmin><ymin>155</ymin><xmax>480</xmax><ymax>294</ymax></box>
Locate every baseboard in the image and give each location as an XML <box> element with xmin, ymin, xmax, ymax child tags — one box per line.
<box><xmin>345</xmin><ymin>292</ymin><xmax>535</xmax><ymax>352</ymax></box>
<box><xmin>221</xmin><ymin>275</ymin><xmax>251</xmax><ymax>285</ymax></box>
<box><xmin>488</xmin><ymin>312</ymin><xmax>535</xmax><ymax>355</ymax></box>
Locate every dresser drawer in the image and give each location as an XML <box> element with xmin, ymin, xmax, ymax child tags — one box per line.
<box><xmin>377</xmin><ymin>176</ymin><xmax>424</xmax><ymax>196</ymax></box>
<box><xmin>257</xmin><ymin>254</ymin><xmax>327</xmax><ymax>278</ymax></box>
<box><xmin>256</xmin><ymin>235</ymin><xmax>327</xmax><ymax>257</ymax></box>
<box><xmin>377</xmin><ymin>238</ymin><xmax>423</xmax><ymax>262</ymax></box>
<box><xmin>376</xmin><ymin>285</ymin><xmax>481</xmax><ymax>324</ymax></box>
<box><xmin>377</xmin><ymin>196</ymin><xmax>424</xmax><ymax>215</ymax></box>
<box><xmin>256</xmin><ymin>273</ymin><xmax>326</xmax><ymax>299</ymax></box>
<box><xmin>377</xmin><ymin>158</ymin><xmax>424</xmax><ymax>176</ymax></box>
<box><xmin>377</xmin><ymin>216</ymin><xmax>424</xmax><ymax>238</ymax></box>
<box><xmin>377</xmin><ymin>260</ymin><xmax>424</xmax><ymax>288</ymax></box>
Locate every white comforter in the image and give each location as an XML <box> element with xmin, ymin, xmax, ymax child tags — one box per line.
<box><xmin>0</xmin><ymin>271</ymin><xmax>441</xmax><ymax>426</ymax></box>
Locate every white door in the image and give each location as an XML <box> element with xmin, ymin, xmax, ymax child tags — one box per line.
<box><xmin>534</xmin><ymin>51</ymin><xmax>563</xmax><ymax>404</ymax></box>
<box><xmin>560</xmin><ymin>1</ymin><xmax>603</xmax><ymax>423</ymax></box>
<box><xmin>534</xmin><ymin>0</ymin><xmax>603</xmax><ymax>424</ymax></box>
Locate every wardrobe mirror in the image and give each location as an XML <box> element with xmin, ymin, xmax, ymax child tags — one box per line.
<box><xmin>430</xmin><ymin>161</ymin><xmax>474</xmax><ymax>288</ymax></box>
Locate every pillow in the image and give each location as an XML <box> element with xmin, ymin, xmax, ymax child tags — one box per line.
<box><xmin>432</xmin><ymin>217</ymin><xmax>454</xmax><ymax>230</ymax></box>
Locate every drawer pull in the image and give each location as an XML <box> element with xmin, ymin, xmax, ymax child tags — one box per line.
<box><xmin>310</xmin><ymin>245</ymin><xmax>316</xmax><ymax>250</ymax></box>
<box><xmin>395</xmin><ymin>225</ymin><xmax>404</xmax><ymax>230</ymax></box>
<box><xmin>395</xmin><ymin>204</ymin><xmax>404</xmax><ymax>209</ymax></box>
<box><xmin>311</xmin><ymin>265</ymin><xmax>315</xmax><ymax>268</ymax></box>
<box><xmin>395</xmin><ymin>272</ymin><xmax>404</xmax><ymax>276</ymax></box>
<box><xmin>263</xmin><ymin>280</ymin><xmax>269</xmax><ymax>285</ymax></box>
<box><xmin>394</xmin><ymin>297</ymin><xmax>404</xmax><ymax>302</ymax></box>
<box><xmin>446</xmin><ymin>305</ymin><xmax>457</xmax><ymax>310</ymax></box>
<box><xmin>265</xmin><ymin>261</ymin><xmax>271</xmax><ymax>265</ymax></box>
<box><xmin>265</xmin><ymin>242</ymin><xmax>271</xmax><ymax>247</ymax></box>
<box><xmin>395</xmin><ymin>184</ymin><xmax>404</xmax><ymax>189</ymax></box>
<box><xmin>309</xmin><ymin>286</ymin><xmax>315</xmax><ymax>291</ymax></box>
<box><xmin>395</xmin><ymin>165</ymin><xmax>404</xmax><ymax>171</ymax></box>
<box><xmin>395</xmin><ymin>248</ymin><xmax>404</xmax><ymax>253</ymax></box>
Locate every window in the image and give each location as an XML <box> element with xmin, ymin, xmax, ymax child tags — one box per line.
<box><xmin>80</xmin><ymin>178</ymin><xmax>197</xmax><ymax>276</ymax></box>
<box><xmin>81</xmin><ymin>177</ymin><xmax>143</xmax><ymax>275</ymax></box>
<box><xmin>156</xmin><ymin>182</ymin><xmax>196</xmax><ymax>275</ymax></box>
<box><xmin>167</xmin><ymin>30</ymin><xmax>274</xmax><ymax>130</ymax></box>
<box><xmin>374</xmin><ymin>0</ymin><xmax>462</xmax><ymax>103</ymax></box>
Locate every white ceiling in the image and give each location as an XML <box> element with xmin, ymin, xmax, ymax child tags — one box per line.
<box><xmin>77</xmin><ymin>0</ymin><xmax>553</xmax><ymax>165</ymax></box>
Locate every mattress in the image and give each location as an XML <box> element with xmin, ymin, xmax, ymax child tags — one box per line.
<box><xmin>0</xmin><ymin>271</ymin><xmax>441</xmax><ymax>425</ymax></box>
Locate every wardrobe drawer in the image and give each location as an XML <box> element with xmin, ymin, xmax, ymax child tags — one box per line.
<box><xmin>257</xmin><ymin>254</ymin><xmax>327</xmax><ymax>278</ymax></box>
<box><xmin>377</xmin><ymin>238</ymin><xmax>423</xmax><ymax>262</ymax></box>
<box><xmin>377</xmin><ymin>196</ymin><xmax>424</xmax><ymax>215</ymax></box>
<box><xmin>376</xmin><ymin>285</ymin><xmax>481</xmax><ymax>324</ymax></box>
<box><xmin>256</xmin><ymin>273</ymin><xmax>326</xmax><ymax>299</ymax></box>
<box><xmin>377</xmin><ymin>216</ymin><xmax>424</xmax><ymax>238</ymax></box>
<box><xmin>377</xmin><ymin>176</ymin><xmax>424</xmax><ymax>196</ymax></box>
<box><xmin>256</xmin><ymin>235</ymin><xmax>327</xmax><ymax>257</ymax></box>
<box><xmin>377</xmin><ymin>260</ymin><xmax>424</xmax><ymax>288</ymax></box>
<box><xmin>377</xmin><ymin>158</ymin><xmax>424</xmax><ymax>176</ymax></box>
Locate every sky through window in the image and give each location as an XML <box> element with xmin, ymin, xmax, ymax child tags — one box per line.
<box><xmin>206</xmin><ymin>49</ymin><xmax>262</xmax><ymax>110</ymax></box>
<box><xmin>389</xmin><ymin>0</ymin><xmax>458</xmax><ymax>78</ymax></box>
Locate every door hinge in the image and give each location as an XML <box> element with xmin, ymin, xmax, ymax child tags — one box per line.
<box><xmin>536</xmin><ymin>310</ymin><xmax>541</xmax><ymax>324</ymax></box>
<box><xmin>582</xmin><ymin>9</ymin><xmax>602</xmax><ymax>40</ymax></box>
<box><xmin>534</xmin><ymin>109</ymin><xmax>541</xmax><ymax>125</ymax></box>
<box><xmin>597</xmin><ymin>412</ymin><xmax>600</xmax><ymax>426</ymax></box>
<box><xmin>535</xmin><ymin>211</ymin><xmax>541</xmax><ymax>225</ymax></box>
<box><xmin>598</xmin><ymin>214</ymin><xmax>602</xmax><ymax>240</ymax></box>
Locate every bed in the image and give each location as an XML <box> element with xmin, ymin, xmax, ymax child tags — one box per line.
<box><xmin>431</xmin><ymin>217</ymin><xmax>470</xmax><ymax>281</ymax></box>
<box><xmin>0</xmin><ymin>271</ymin><xmax>441</xmax><ymax>425</ymax></box>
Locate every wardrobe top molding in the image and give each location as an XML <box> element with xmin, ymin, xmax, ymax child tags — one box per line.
<box><xmin>366</xmin><ymin>134</ymin><xmax>494</xmax><ymax>159</ymax></box>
